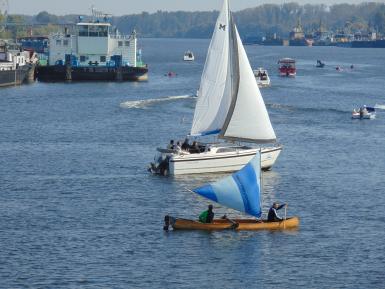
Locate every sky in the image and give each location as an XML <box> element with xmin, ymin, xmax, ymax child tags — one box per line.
<box><xmin>7</xmin><ymin>0</ymin><xmax>383</xmax><ymax>16</ymax></box>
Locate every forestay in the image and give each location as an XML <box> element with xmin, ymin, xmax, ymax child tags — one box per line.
<box><xmin>193</xmin><ymin>152</ymin><xmax>262</xmax><ymax>218</ymax></box>
<box><xmin>219</xmin><ymin>26</ymin><xmax>276</xmax><ymax>143</ymax></box>
<box><xmin>190</xmin><ymin>0</ymin><xmax>232</xmax><ymax>136</ymax></box>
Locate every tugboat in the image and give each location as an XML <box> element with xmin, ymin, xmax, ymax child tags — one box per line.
<box><xmin>278</xmin><ymin>58</ymin><xmax>296</xmax><ymax>77</ymax></box>
<box><xmin>36</xmin><ymin>8</ymin><xmax>148</xmax><ymax>82</ymax></box>
<box><xmin>0</xmin><ymin>40</ymin><xmax>37</xmax><ymax>87</ymax></box>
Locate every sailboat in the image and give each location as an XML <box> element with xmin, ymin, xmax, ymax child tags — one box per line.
<box><xmin>149</xmin><ymin>0</ymin><xmax>282</xmax><ymax>176</ymax></box>
<box><xmin>163</xmin><ymin>151</ymin><xmax>299</xmax><ymax>231</ymax></box>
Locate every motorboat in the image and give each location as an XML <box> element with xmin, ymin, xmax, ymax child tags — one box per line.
<box><xmin>316</xmin><ymin>60</ymin><xmax>325</xmax><ymax>68</ymax></box>
<box><xmin>352</xmin><ymin>106</ymin><xmax>376</xmax><ymax>119</ymax></box>
<box><xmin>253</xmin><ymin>67</ymin><xmax>271</xmax><ymax>87</ymax></box>
<box><xmin>183</xmin><ymin>50</ymin><xmax>195</xmax><ymax>61</ymax></box>
<box><xmin>150</xmin><ymin>0</ymin><xmax>282</xmax><ymax>176</ymax></box>
<box><xmin>278</xmin><ymin>58</ymin><xmax>296</xmax><ymax>76</ymax></box>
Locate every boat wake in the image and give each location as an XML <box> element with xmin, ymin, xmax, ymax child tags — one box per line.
<box><xmin>120</xmin><ymin>95</ymin><xmax>194</xmax><ymax>109</ymax></box>
<box><xmin>267</xmin><ymin>103</ymin><xmax>349</xmax><ymax>114</ymax></box>
<box><xmin>374</xmin><ymin>104</ymin><xmax>385</xmax><ymax>110</ymax></box>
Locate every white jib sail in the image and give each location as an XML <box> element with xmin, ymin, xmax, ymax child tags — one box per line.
<box><xmin>190</xmin><ymin>0</ymin><xmax>232</xmax><ymax>136</ymax></box>
<box><xmin>220</xmin><ymin>26</ymin><xmax>276</xmax><ymax>143</ymax></box>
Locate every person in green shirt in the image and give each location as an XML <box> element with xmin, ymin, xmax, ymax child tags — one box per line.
<box><xmin>199</xmin><ymin>204</ymin><xmax>214</xmax><ymax>223</ymax></box>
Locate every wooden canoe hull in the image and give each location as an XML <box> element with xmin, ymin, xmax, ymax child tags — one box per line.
<box><xmin>169</xmin><ymin>216</ymin><xmax>299</xmax><ymax>231</ymax></box>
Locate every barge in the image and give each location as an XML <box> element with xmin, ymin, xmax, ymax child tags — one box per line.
<box><xmin>0</xmin><ymin>40</ymin><xmax>37</xmax><ymax>87</ymax></box>
<box><xmin>36</xmin><ymin>9</ymin><xmax>148</xmax><ymax>82</ymax></box>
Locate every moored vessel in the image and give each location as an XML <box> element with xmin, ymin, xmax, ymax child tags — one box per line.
<box><xmin>36</xmin><ymin>8</ymin><xmax>148</xmax><ymax>82</ymax></box>
<box><xmin>0</xmin><ymin>40</ymin><xmax>37</xmax><ymax>87</ymax></box>
<box><xmin>289</xmin><ymin>19</ymin><xmax>311</xmax><ymax>46</ymax></box>
<box><xmin>351</xmin><ymin>39</ymin><xmax>385</xmax><ymax>48</ymax></box>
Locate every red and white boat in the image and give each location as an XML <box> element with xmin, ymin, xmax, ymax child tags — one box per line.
<box><xmin>278</xmin><ymin>58</ymin><xmax>296</xmax><ymax>77</ymax></box>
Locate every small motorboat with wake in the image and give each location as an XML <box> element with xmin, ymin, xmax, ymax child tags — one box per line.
<box><xmin>183</xmin><ymin>50</ymin><xmax>195</xmax><ymax>61</ymax></box>
<box><xmin>253</xmin><ymin>67</ymin><xmax>271</xmax><ymax>87</ymax></box>
<box><xmin>163</xmin><ymin>151</ymin><xmax>299</xmax><ymax>231</ymax></box>
<box><xmin>352</xmin><ymin>105</ymin><xmax>376</xmax><ymax>119</ymax></box>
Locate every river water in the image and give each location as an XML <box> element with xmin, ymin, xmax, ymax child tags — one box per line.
<box><xmin>0</xmin><ymin>38</ymin><xmax>385</xmax><ymax>288</ymax></box>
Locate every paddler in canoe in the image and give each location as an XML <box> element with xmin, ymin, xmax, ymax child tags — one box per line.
<box><xmin>163</xmin><ymin>151</ymin><xmax>299</xmax><ymax>231</ymax></box>
<box><xmin>268</xmin><ymin>202</ymin><xmax>288</xmax><ymax>222</ymax></box>
<box><xmin>198</xmin><ymin>204</ymin><xmax>214</xmax><ymax>223</ymax></box>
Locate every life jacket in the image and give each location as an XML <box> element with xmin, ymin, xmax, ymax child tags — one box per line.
<box><xmin>199</xmin><ymin>210</ymin><xmax>209</xmax><ymax>223</ymax></box>
<box><xmin>268</xmin><ymin>207</ymin><xmax>279</xmax><ymax>221</ymax></box>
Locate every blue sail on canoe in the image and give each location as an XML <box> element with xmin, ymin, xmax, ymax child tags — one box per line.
<box><xmin>193</xmin><ymin>152</ymin><xmax>262</xmax><ymax>218</ymax></box>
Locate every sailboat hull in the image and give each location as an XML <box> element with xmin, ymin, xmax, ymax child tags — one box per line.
<box><xmin>168</xmin><ymin>146</ymin><xmax>281</xmax><ymax>175</ymax></box>
<box><xmin>168</xmin><ymin>216</ymin><xmax>299</xmax><ymax>231</ymax></box>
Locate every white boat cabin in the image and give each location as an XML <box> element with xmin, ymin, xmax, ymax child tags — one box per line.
<box><xmin>0</xmin><ymin>41</ymin><xmax>34</xmax><ymax>70</ymax></box>
<box><xmin>48</xmin><ymin>22</ymin><xmax>138</xmax><ymax>67</ymax></box>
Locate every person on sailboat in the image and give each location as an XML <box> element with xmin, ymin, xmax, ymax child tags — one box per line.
<box><xmin>267</xmin><ymin>202</ymin><xmax>287</xmax><ymax>222</ymax></box>
<box><xmin>199</xmin><ymin>204</ymin><xmax>214</xmax><ymax>223</ymax></box>
<box><xmin>167</xmin><ymin>140</ymin><xmax>175</xmax><ymax>150</ymax></box>
<box><xmin>189</xmin><ymin>141</ymin><xmax>200</xmax><ymax>154</ymax></box>
<box><xmin>181</xmin><ymin>138</ymin><xmax>190</xmax><ymax>151</ymax></box>
<box><xmin>175</xmin><ymin>141</ymin><xmax>182</xmax><ymax>153</ymax></box>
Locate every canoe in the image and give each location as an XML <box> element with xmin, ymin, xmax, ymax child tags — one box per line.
<box><xmin>164</xmin><ymin>215</ymin><xmax>299</xmax><ymax>231</ymax></box>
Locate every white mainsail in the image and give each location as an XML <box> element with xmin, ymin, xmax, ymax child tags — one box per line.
<box><xmin>190</xmin><ymin>0</ymin><xmax>232</xmax><ymax>136</ymax></box>
<box><xmin>191</xmin><ymin>0</ymin><xmax>276</xmax><ymax>143</ymax></box>
<box><xmin>219</xmin><ymin>26</ymin><xmax>276</xmax><ymax>143</ymax></box>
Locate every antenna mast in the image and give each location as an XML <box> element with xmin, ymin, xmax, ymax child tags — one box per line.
<box><xmin>91</xmin><ymin>5</ymin><xmax>112</xmax><ymax>22</ymax></box>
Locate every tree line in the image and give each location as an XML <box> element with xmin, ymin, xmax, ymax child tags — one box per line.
<box><xmin>1</xmin><ymin>2</ymin><xmax>385</xmax><ymax>39</ymax></box>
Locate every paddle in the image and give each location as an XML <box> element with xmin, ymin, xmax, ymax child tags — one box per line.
<box><xmin>283</xmin><ymin>204</ymin><xmax>288</xmax><ymax>229</ymax></box>
<box><xmin>223</xmin><ymin>215</ymin><xmax>239</xmax><ymax>229</ymax></box>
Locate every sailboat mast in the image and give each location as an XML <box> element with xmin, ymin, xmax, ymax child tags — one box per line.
<box><xmin>219</xmin><ymin>5</ymin><xmax>240</xmax><ymax>140</ymax></box>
